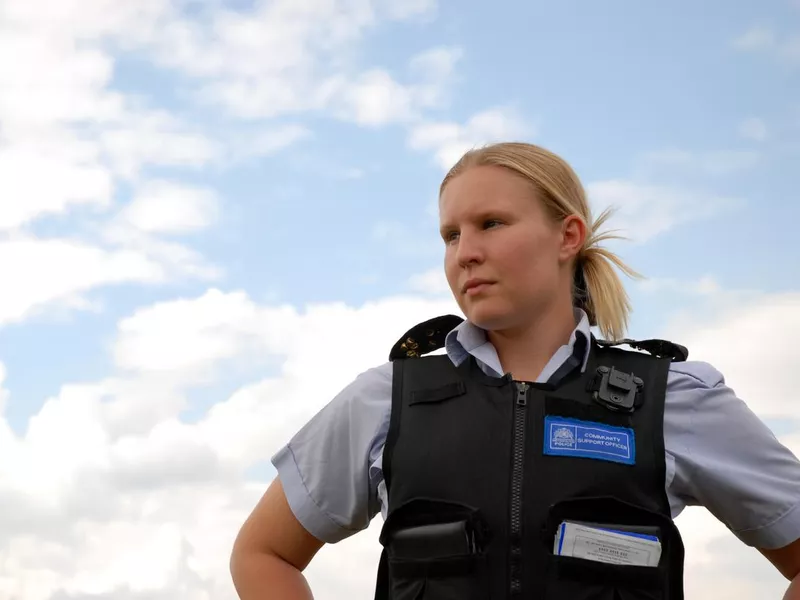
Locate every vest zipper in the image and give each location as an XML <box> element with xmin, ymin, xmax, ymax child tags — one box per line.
<box><xmin>510</xmin><ymin>381</ymin><xmax>529</xmax><ymax>597</ymax></box>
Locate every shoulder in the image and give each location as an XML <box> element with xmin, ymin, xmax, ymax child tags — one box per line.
<box><xmin>662</xmin><ymin>359</ymin><xmax>733</xmax><ymax>421</ymax></box>
<box><xmin>604</xmin><ymin>335</ymin><xmax>729</xmax><ymax>410</ymax></box>
<box><xmin>664</xmin><ymin>357</ymin><xmax>738</xmax><ymax>417</ymax></box>
<box><xmin>353</xmin><ymin>360</ymin><xmax>394</xmax><ymax>385</ymax></box>
<box><xmin>325</xmin><ymin>361</ymin><xmax>394</xmax><ymax>415</ymax></box>
<box><xmin>602</xmin><ymin>334</ymin><xmax>724</xmax><ymax>393</ymax></box>
<box><xmin>277</xmin><ymin>361</ymin><xmax>394</xmax><ymax>463</ymax></box>
<box><xmin>667</xmin><ymin>359</ymin><xmax>725</xmax><ymax>390</ymax></box>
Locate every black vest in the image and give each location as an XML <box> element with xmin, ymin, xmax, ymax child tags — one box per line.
<box><xmin>374</xmin><ymin>315</ymin><xmax>689</xmax><ymax>600</ymax></box>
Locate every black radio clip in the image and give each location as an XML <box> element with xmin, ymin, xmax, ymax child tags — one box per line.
<box><xmin>592</xmin><ymin>366</ymin><xmax>643</xmax><ymax>412</ymax></box>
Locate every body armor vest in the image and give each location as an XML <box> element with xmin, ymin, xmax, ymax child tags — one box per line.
<box><xmin>374</xmin><ymin>315</ymin><xmax>688</xmax><ymax>600</ymax></box>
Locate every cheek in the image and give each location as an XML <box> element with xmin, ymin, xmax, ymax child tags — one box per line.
<box><xmin>501</xmin><ymin>231</ymin><xmax>558</xmax><ymax>277</ymax></box>
<box><xmin>444</xmin><ymin>250</ymin><xmax>459</xmax><ymax>282</ymax></box>
<box><xmin>503</xmin><ymin>231</ymin><xmax>543</xmax><ymax>261</ymax></box>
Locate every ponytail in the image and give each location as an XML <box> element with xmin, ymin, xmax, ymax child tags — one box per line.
<box><xmin>573</xmin><ymin>207</ymin><xmax>642</xmax><ymax>342</ymax></box>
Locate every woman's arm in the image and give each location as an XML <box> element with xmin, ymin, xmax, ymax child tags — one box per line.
<box><xmin>665</xmin><ymin>361</ymin><xmax>800</xmax><ymax>596</ymax></box>
<box><xmin>229</xmin><ymin>362</ymin><xmax>394</xmax><ymax>598</ymax></box>
<box><xmin>230</xmin><ymin>477</ymin><xmax>325</xmax><ymax>600</ymax></box>
<box><xmin>759</xmin><ymin>538</ymin><xmax>800</xmax><ymax>600</ymax></box>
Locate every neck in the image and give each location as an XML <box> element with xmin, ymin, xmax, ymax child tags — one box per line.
<box><xmin>487</xmin><ymin>301</ymin><xmax>578</xmax><ymax>382</ymax></box>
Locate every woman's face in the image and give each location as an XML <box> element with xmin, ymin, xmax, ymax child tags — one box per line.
<box><xmin>439</xmin><ymin>165</ymin><xmax>575</xmax><ymax>331</ymax></box>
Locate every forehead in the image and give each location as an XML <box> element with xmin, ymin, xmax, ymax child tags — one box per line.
<box><xmin>439</xmin><ymin>165</ymin><xmax>537</xmax><ymax>222</ymax></box>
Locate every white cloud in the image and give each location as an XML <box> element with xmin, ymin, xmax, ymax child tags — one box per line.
<box><xmin>0</xmin><ymin>0</ymin><xmax>172</xmax><ymax>43</ymax></box>
<box><xmin>0</xmin><ymin>225</ymin><xmax>222</xmax><ymax>328</ymax></box>
<box><xmin>406</xmin><ymin>45</ymin><xmax>463</xmax><ymax>108</ymax></box>
<box><xmin>0</xmin><ymin>28</ymin><xmax>122</xmax><ymax>130</ymax></box>
<box><xmin>639</xmin><ymin>148</ymin><xmax>760</xmax><ymax>176</ymax></box>
<box><xmin>734</xmin><ymin>25</ymin><xmax>778</xmax><ymax>51</ymax></box>
<box><xmin>98</xmin><ymin>110</ymin><xmax>219</xmax><ymax>180</ymax></box>
<box><xmin>226</xmin><ymin>124</ymin><xmax>313</xmax><ymax>163</ymax></box>
<box><xmin>370</xmin><ymin>220</ymin><xmax>441</xmax><ymax>258</ymax></box>
<box><xmin>408</xmin><ymin>106</ymin><xmax>531</xmax><ymax>170</ymax></box>
<box><xmin>586</xmin><ymin>179</ymin><xmax>743</xmax><ymax>243</ymax></box>
<box><xmin>407</xmin><ymin>268</ymin><xmax>450</xmax><ymax>295</ymax></box>
<box><xmin>331</xmin><ymin>46</ymin><xmax>462</xmax><ymax>126</ymax></box>
<box><xmin>381</xmin><ymin>0</ymin><xmax>438</xmax><ymax>21</ymax></box>
<box><xmin>739</xmin><ymin>117</ymin><xmax>768</xmax><ymax>142</ymax></box>
<box><xmin>0</xmin><ymin>1</ymin><xmax>230</xmax><ymax>326</ymax></box>
<box><xmin>661</xmin><ymin>291</ymin><xmax>800</xmax><ymax>419</ymax></box>
<box><xmin>0</xmin><ymin>132</ymin><xmax>114</xmax><ymax>231</ymax></box>
<box><xmin>371</xmin><ymin>220</ymin><xmax>408</xmax><ymax>242</ymax></box>
<box><xmin>409</xmin><ymin>46</ymin><xmax>463</xmax><ymax>81</ymax></box>
<box><xmin>0</xmin><ymin>11</ymin><xmax>217</xmax><ymax>184</ymax></box>
<box><xmin>112</xmin><ymin>289</ymin><xmax>296</xmax><ymax>379</ymax></box>
<box><xmin>126</xmin><ymin>0</ymin><xmax>452</xmax><ymax>124</ymax></box>
<box><xmin>637</xmin><ymin>275</ymin><xmax>724</xmax><ymax>296</ymax></box>
<box><xmin>733</xmin><ymin>25</ymin><xmax>800</xmax><ymax>64</ymax></box>
<box><xmin>335</xmin><ymin>69</ymin><xmax>418</xmax><ymax>126</ymax></box>
<box><xmin>0</xmin><ymin>237</ymin><xmax>166</xmax><ymax>326</ymax></box>
<box><xmin>0</xmin><ymin>0</ymin><xmax>459</xmax><ymax>238</ymax></box>
<box><xmin>122</xmin><ymin>181</ymin><xmax>220</xmax><ymax>235</ymax></box>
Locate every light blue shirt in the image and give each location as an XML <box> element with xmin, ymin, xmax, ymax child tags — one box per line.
<box><xmin>272</xmin><ymin>309</ymin><xmax>800</xmax><ymax>550</ymax></box>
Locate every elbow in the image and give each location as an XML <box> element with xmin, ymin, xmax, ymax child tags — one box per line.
<box><xmin>229</xmin><ymin>531</ymin><xmax>262</xmax><ymax>593</ymax></box>
<box><xmin>229</xmin><ymin>543</ymin><xmax>271</xmax><ymax>599</ymax></box>
<box><xmin>229</xmin><ymin>538</ymin><xmax>247</xmax><ymax>592</ymax></box>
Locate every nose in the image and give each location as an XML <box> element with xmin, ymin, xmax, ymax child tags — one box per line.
<box><xmin>454</xmin><ymin>230</ymin><xmax>484</xmax><ymax>268</ymax></box>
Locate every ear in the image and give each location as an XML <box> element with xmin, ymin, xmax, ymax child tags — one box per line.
<box><xmin>559</xmin><ymin>215</ymin><xmax>587</xmax><ymax>262</ymax></box>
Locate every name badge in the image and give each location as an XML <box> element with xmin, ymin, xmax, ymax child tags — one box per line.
<box><xmin>544</xmin><ymin>416</ymin><xmax>635</xmax><ymax>465</ymax></box>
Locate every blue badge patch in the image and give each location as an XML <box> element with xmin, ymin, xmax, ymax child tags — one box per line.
<box><xmin>543</xmin><ymin>416</ymin><xmax>635</xmax><ymax>465</ymax></box>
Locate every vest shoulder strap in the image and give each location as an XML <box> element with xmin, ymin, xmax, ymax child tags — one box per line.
<box><xmin>388</xmin><ymin>314</ymin><xmax>464</xmax><ymax>361</ymax></box>
<box><xmin>388</xmin><ymin>316</ymin><xmax>689</xmax><ymax>363</ymax></box>
<box><xmin>595</xmin><ymin>337</ymin><xmax>689</xmax><ymax>362</ymax></box>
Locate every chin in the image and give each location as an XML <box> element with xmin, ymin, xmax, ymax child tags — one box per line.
<box><xmin>463</xmin><ymin>301</ymin><xmax>516</xmax><ymax>331</ymax></box>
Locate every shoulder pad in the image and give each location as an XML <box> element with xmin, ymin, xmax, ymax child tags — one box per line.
<box><xmin>389</xmin><ymin>314</ymin><xmax>464</xmax><ymax>361</ymax></box>
<box><xmin>596</xmin><ymin>337</ymin><xmax>689</xmax><ymax>362</ymax></box>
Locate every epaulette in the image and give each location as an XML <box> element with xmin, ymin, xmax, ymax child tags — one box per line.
<box><xmin>389</xmin><ymin>314</ymin><xmax>464</xmax><ymax>361</ymax></box>
<box><xmin>596</xmin><ymin>337</ymin><xmax>689</xmax><ymax>362</ymax></box>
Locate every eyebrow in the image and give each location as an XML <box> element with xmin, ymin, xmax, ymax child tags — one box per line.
<box><xmin>439</xmin><ymin>221</ymin><xmax>455</xmax><ymax>235</ymax></box>
<box><xmin>439</xmin><ymin>208</ymin><xmax>513</xmax><ymax>234</ymax></box>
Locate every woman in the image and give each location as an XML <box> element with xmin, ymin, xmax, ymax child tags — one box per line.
<box><xmin>229</xmin><ymin>143</ymin><xmax>800</xmax><ymax>599</ymax></box>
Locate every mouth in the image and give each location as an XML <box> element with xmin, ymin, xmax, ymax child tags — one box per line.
<box><xmin>462</xmin><ymin>280</ymin><xmax>494</xmax><ymax>295</ymax></box>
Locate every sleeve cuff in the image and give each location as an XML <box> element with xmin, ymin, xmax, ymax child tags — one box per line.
<box><xmin>271</xmin><ymin>444</ymin><xmax>354</xmax><ymax>544</ymax></box>
<box><xmin>735</xmin><ymin>501</ymin><xmax>800</xmax><ymax>549</ymax></box>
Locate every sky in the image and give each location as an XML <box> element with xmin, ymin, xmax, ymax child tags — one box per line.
<box><xmin>0</xmin><ymin>0</ymin><xmax>798</xmax><ymax>598</ymax></box>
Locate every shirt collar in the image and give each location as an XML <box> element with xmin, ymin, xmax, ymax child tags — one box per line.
<box><xmin>444</xmin><ymin>307</ymin><xmax>593</xmax><ymax>382</ymax></box>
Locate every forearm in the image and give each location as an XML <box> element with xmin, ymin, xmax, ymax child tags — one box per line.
<box><xmin>784</xmin><ymin>574</ymin><xmax>800</xmax><ymax>600</ymax></box>
<box><xmin>231</xmin><ymin>551</ymin><xmax>314</xmax><ymax>600</ymax></box>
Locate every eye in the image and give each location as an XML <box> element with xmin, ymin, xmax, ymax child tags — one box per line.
<box><xmin>444</xmin><ymin>231</ymin><xmax>460</xmax><ymax>244</ymax></box>
<box><xmin>484</xmin><ymin>219</ymin><xmax>503</xmax><ymax>229</ymax></box>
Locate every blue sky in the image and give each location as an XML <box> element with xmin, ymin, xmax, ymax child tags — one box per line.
<box><xmin>0</xmin><ymin>1</ymin><xmax>798</xmax><ymax>598</ymax></box>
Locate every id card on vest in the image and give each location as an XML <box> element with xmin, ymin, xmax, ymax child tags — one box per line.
<box><xmin>554</xmin><ymin>521</ymin><xmax>662</xmax><ymax>567</ymax></box>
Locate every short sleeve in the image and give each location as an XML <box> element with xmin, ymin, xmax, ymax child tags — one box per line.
<box><xmin>665</xmin><ymin>361</ymin><xmax>800</xmax><ymax>549</ymax></box>
<box><xmin>271</xmin><ymin>362</ymin><xmax>393</xmax><ymax>544</ymax></box>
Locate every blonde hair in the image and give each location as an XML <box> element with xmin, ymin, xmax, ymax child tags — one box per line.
<box><xmin>440</xmin><ymin>142</ymin><xmax>641</xmax><ymax>342</ymax></box>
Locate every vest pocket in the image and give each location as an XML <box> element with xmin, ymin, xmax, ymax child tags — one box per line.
<box><xmin>544</xmin><ymin>554</ymin><xmax>664</xmax><ymax>600</ymax></box>
<box><xmin>380</xmin><ymin>498</ymin><xmax>491</xmax><ymax>600</ymax></box>
<box><xmin>409</xmin><ymin>381</ymin><xmax>466</xmax><ymax>405</ymax></box>
<box><xmin>388</xmin><ymin>553</ymin><xmax>489</xmax><ymax>600</ymax></box>
<box><xmin>541</xmin><ymin>496</ymin><xmax>681</xmax><ymax>600</ymax></box>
